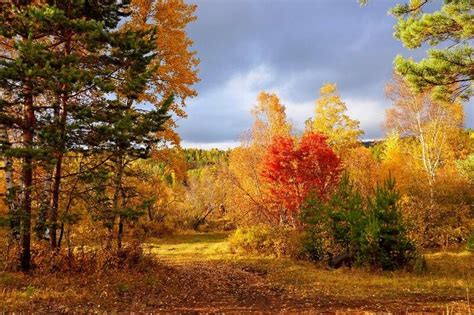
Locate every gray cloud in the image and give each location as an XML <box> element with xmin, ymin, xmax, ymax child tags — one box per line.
<box><xmin>178</xmin><ymin>0</ymin><xmax>473</xmax><ymax>148</ymax></box>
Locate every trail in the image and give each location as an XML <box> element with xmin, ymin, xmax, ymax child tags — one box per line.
<box><xmin>140</xmin><ymin>233</ymin><xmax>469</xmax><ymax>313</ymax></box>
<box><xmin>2</xmin><ymin>233</ymin><xmax>471</xmax><ymax>313</ymax></box>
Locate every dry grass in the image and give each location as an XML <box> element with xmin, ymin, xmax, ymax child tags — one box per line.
<box><xmin>147</xmin><ymin>232</ymin><xmax>474</xmax><ymax>310</ymax></box>
<box><xmin>1</xmin><ymin>232</ymin><xmax>473</xmax><ymax>312</ymax></box>
<box><xmin>145</xmin><ymin>232</ymin><xmax>233</xmax><ymax>262</ymax></box>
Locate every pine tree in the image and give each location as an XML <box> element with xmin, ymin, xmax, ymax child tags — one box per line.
<box><xmin>0</xmin><ymin>0</ymin><xmax>60</xmax><ymax>270</ymax></box>
<box><xmin>0</xmin><ymin>0</ymin><xmax>170</xmax><ymax>270</ymax></box>
<box><xmin>361</xmin><ymin>0</ymin><xmax>473</xmax><ymax>101</ymax></box>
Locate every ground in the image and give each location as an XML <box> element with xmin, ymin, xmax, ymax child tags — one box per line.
<box><xmin>1</xmin><ymin>232</ymin><xmax>473</xmax><ymax>313</ymax></box>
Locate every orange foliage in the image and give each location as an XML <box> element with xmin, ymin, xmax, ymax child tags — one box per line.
<box><xmin>227</xmin><ymin>92</ymin><xmax>292</xmax><ymax>224</ymax></box>
<box><xmin>127</xmin><ymin>0</ymin><xmax>200</xmax><ymax>146</ymax></box>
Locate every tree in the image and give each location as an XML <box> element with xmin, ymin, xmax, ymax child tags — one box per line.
<box><xmin>0</xmin><ymin>0</ymin><xmax>172</xmax><ymax>270</ymax></box>
<box><xmin>251</xmin><ymin>92</ymin><xmax>292</xmax><ymax>147</ymax></box>
<box><xmin>261</xmin><ymin>133</ymin><xmax>341</xmax><ymax>225</ymax></box>
<box><xmin>385</xmin><ymin>75</ymin><xmax>464</xmax><ymax>191</ymax></box>
<box><xmin>0</xmin><ymin>0</ymin><xmax>63</xmax><ymax>270</ymax></box>
<box><xmin>384</xmin><ymin>76</ymin><xmax>470</xmax><ymax>247</ymax></box>
<box><xmin>306</xmin><ymin>83</ymin><xmax>364</xmax><ymax>153</ymax></box>
<box><xmin>126</xmin><ymin>0</ymin><xmax>200</xmax><ymax>146</ymax></box>
<box><xmin>184</xmin><ymin>163</ymin><xmax>230</xmax><ymax>230</ymax></box>
<box><xmin>41</xmin><ymin>0</ymin><xmax>151</xmax><ymax>250</ymax></box>
<box><xmin>362</xmin><ymin>0</ymin><xmax>473</xmax><ymax>101</ymax></box>
<box><xmin>343</xmin><ymin>146</ymin><xmax>382</xmax><ymax>197</ymax></box>
<box><xmin>79</xmin><ymin>96</ymin><xmax>171</xmax><ymax>251</ymax></box>
<box><xmin>227</xmin><ymin>92</ymin><xmax>292</xmax><ymax>224</ymax></box>
<box><xmin>457</xmin><ymin>153</ymin><xmax>474</xmax><ymax>183</ymax></box>
<box><xmin>301</xmin><ymin>175</ymin><xmax>417</xmax><ymax>270</ymax></box>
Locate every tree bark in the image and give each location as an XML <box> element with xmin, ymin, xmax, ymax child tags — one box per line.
<box><xmin>36</xmin><ymin>167</ymin><xmax>52</xmax><ymax>239</ymax></box>
<box><xmin>50</xmin><ymin>152</ymin><xmax>63</xmax><ymax>248</ymax></box>
<box><xmin>114</xmin><ymin>154</ymin><xmax>124</xmax><ymax>252</ymax></box>
<box><xmin>20</xmin><ymin>91</ymin><xmax>34</xmax><ymax>271</ymax></box>
<box><xmin>50</xmin><ymin>31</ymin><xmax>71</xmax><ymax>249</ymax></box>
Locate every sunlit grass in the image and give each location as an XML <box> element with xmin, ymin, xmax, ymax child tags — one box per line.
<box><xmin>1</xmin><ymin>232</ymin><xmax>472</xmax><ymax>312</ymax></box>
<box><xmin>147</xmin><ymin>232</ymin><xmax>474</xmax><ymax>305</ymax></box>
<box><xmin>145</xmin><ymin>232</ymin><xmax>233</xmax><ymax>262</ymax></box>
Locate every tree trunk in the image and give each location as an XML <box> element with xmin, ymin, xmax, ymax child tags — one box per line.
<box><xmin>20</xmin><ymin>92</ymin><xmax>34</xmax><ymax>272</ymax></box>
<box><xmin>20</xmin><ymin>155</ymin><xmax>32</xmax><ymax>271</ymax></box>
<box><xmin>36</xmin><ymin>167</ymin><xmax>52</xmax><ymax>239</ymax></box>
<box><xmin>113</xmin><ymin>154</ymin><xmax>124</xmax><ymax>252</ymax></box>
<box><xmin>50</xmin><ymin>33</ymin><xmax>71</xmax><ymax>249</ymax></box>
<box><xmin>50</xmin><ymin>153</ymin><xmax>63</xmax><ymax>249</ymax></box>
<box><xmin>117</xmin><ymin>216</ymin><xmax>124</xmax><ymax>252</ymax></box>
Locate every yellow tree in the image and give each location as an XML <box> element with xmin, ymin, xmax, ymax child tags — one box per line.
<box><xmin>228</xmin><ymin>92</ymin><xmax>292</xmax><ymax>224</ymax></box>
<box><xmin>385</xmin><ymin>75</ymin><xmax>467</xmax><ymax>246</ymax></box>
<box><xmin>343</xmin><ymin>146</ymin><xmax>382</xmax><ymax>197</ymax></box>
<box><xmin>306</xmin><ymin>83</ymin><xmax>364</xmax><ymax>153</ymax></box>
<box><xmin>250</xmin><ymin>92</ymin><xmax>292</xmax><ymax>147</ymax></box>
<box><xmin>385</xmin><ymin>75</ymin><xmax>464</xmax><ymax>191</ymax></box>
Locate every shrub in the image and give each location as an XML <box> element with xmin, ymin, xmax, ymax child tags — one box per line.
<box><xmin>299</xmin><ymin>195</ymin><xmax>330</xmax><ymax>261</ymax></box>
<box><xmin>356</xmin><ymin>178</ymin><xmax>417</xmax><ymax>270</ymax></box>
<box><xmin>300</xmin><ymin>175</ymin><xmax>366</xmax><ymax>263</ymax></box>
<box><xmin>301</xmin><ymin>176</ymin><xmax>418</xmax><ymax>270</ymax></box>
<box><xmin>1</xmin><ymin>241</ymin><xmax>158</xmax><ymax>274</ymax></box>
<box><xmin>299</xmin><ymin>227</ymin><xmax>326</xmax><ymax>261</ymax></box>
<box><xmin>326</xmin><ymin>176</ymin><xmax>366</xmax><ymax>256</ymax></box>
<box><xmin>228</xmin><ymin>225</ymin><xmax>302</xmax><ymax>258</ymax></box>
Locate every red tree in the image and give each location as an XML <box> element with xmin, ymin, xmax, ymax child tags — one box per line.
<box><xmin>261</xmin><ymin>133</ymin><xmax>341</xmax><ymax>223</ymax></box>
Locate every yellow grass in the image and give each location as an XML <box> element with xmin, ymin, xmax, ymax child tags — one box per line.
<box><xmin>148</xmin><ymin>232</ymin><xmax>474</xmax><ymax>306</ymax></box>
<box><xmin>1</xmin><ymin>232</ymin><xmax>473</xmax><ymax>312</ymax></box>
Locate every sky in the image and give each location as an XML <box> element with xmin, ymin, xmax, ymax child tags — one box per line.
<box><xmin>177</xmin><ymin>0</ymin><xmax>473</xmax><ymax>149</ymax></box>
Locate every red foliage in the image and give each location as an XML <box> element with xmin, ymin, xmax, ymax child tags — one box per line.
<box><xmin>261</xmin><ymin>133</ymin><xmax>341</xmax><ymax>222</ymax></box>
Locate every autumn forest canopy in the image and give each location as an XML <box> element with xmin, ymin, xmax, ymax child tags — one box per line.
<box><xmin>0</xmin><ymin>0</ymin><xmax>473</xmax><ymax>312</ymax></box>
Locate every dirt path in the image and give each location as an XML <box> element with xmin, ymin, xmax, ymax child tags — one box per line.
<box><xmin>149</xmin><ymin>259</ymin><xmax>464</xmax><ymax>313</ymax></box>
<box><xmin>150</xmin><ymin>261</ymin><xmax>307</xmax><ymax>312</ymax></box>
<box><xmin>2</xmin><ymin>233</ymin><xmax>472</xmax><ymax>313</ymax></box>
<box><xmin>138</xmin><ymin>233</ymin><xmax>472</xmax><ymax>313</ymax></box>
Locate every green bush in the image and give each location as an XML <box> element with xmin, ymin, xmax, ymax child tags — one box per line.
<box><xmin>228</xmin><ymin>225</ymin><xmax>302</xmax><ymax>258</ymax></box>
<box><xmin>356</xmin><ymin>178</ymin><xmax>417</xmax><ymax>270</ymax></box>
<box><xmin>327</xmin><ymin>176</ymin><xmax>366</xmax><ymax>256</ymax></box>
<box><xmin>299</xmin><ymin>195</ymin><xmax>330</xmax><ymax>261</ymax></box>
<box><xmin>300</xmin><ymin>175</ymin><xmax>366</xmax><ymax>263</ymax></box>
<box><xmin>299</xmin><ymin>226</ymin><xmax>326</xmax><ymax>261</ymax></box>
<box><xmin>301</xmin><ymin>175</ymin><xmax>417</xmax><ymax>270</ymax></box>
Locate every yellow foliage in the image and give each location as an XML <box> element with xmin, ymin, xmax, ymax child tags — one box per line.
<box><xmin>251</xmin><ymin>92</ymin><xmax>292</xmax><ymax>147</ymax></box>
<box><xmin>307</xmin><ymin>83</ymin><xmax>364</xmax><ymax>153</ymax></box>
<box><xmin>385</xmin><ymin>74</ymin><xmax>465</xmax><ymax>185</ymax></box>
<box><xmin>343</xmin><ymin>146</ymin><xmax>381</xmax><ymax>196</ymax></box>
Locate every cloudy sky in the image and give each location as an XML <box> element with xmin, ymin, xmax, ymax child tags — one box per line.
<box><xmin>178</xmin><ymin>0</ymin><xmax>473</xmax><ymax>149</ymax></box>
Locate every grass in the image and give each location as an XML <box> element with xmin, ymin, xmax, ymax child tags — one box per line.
<box><xmin>145</xmin><ymin>232</ymin><xmax>233</xmax><ymax>262</ymax></box>
<box><xmin>148</xmin><ymin>232</ymin><xmax>474</xmax><ymax>308</ymax></box>
<box><xmin>0</xmin><ymin>231</ymin><xmax>473</xmax><ymax>312</ymax></box>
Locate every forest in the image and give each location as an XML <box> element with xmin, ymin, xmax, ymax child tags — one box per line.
<box><xmin>0</xmin><ymin>0</ymin><xmax>473</xmax><ymax>313</ymax></box>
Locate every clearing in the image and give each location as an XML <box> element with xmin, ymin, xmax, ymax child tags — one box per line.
<box><xmin>1</xmin><ymin>232</ymin><xmax>473</xmax><ymax>313</ymax></box>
